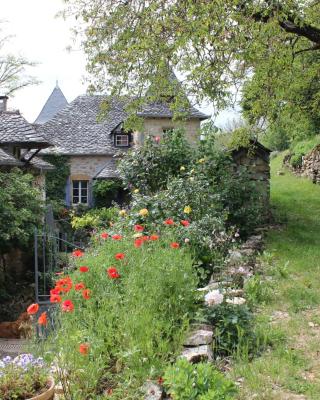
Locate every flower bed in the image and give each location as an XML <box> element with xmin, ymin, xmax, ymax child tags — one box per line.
<box><xmin>30</xmin><ymin>221</ymin><xmax>199</xmax><ymax>398</ymax></box>
<box><xmin>0</xmin><ymin>354</ymin><xmax>52</xmax><ymax>400</ymax></box>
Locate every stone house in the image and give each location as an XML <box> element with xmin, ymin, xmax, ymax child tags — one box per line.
<box><xmin>0</xmin><ymin>96</ymin><xmax>54</xmax><ymax>189</ymax></box>
<box><xmin>36</xmin><ymin>86</ymin><xmax>209</xmax><ymax>207</ymax></box>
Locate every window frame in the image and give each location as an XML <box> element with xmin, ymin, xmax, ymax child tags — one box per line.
<box><xmin>72</xmin><ymin>179</ymin><xmax>89</xmax><ymax>205</ymax></box>
<box><xmin>115</xmin><ymin>134</ymin><xmax>129</xmax><ymax>147</ymax></box>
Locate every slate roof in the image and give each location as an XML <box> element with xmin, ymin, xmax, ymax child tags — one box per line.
<box><xmin>0</xmin><ymin>111</ymin><xmax>51</xmax><ymax>148</ymax></box>
<box><xmin>39</xmin><ymin>94</ymin><xmax>208</xmax><ymax>156</ymax></box>
<box><xmin>39</xmin><ymin>95</ymin><xmax>128</xmax><ymax>155</ymax></box>
<box><xmin>27</xmin><ymin>156</ymin><xmax>55</xmax><ymax>171</ymax></box>
<box><xmin>34</xmin><ymin>83</ymin><xmax>68</xmax><ymax>125</ymax></box>
<box><xmin>137</xmin><ymin>102</ymin><xmax>209</xmax><ymax>120</ymax></box>
<box><xmin>94</xmin><ymin>158</ymin><xmax>120</xmax><ymax>179</ymax></box>
<box><xmin>0</xmin><ymin>148</ymin><xmax>23</xmax><ymax>166</ymax></box>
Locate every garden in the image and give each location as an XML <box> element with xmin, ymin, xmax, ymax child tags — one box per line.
<box><xmin>0</xmin><ymin>130</ymin><xmax>272</xmax><ymax>399</ymax></box>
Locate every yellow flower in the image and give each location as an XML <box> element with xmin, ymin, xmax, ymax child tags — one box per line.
<box><xmin>119</xmin><ymin>209</ymin><xmax>127</xmax><ymax>217</ymax></box>
<box><xmin>184</xmin><ymin>205</ymin><xmax>192</xmax><ymax>214</ymax></box>
<box><xmin>180</xmin><ymin>166</ymin><xmax>186</xmax><ymax>171</ymax></box>
<box><xmin>198</xmin><ymin>158</ymin><xmax>205</xmax><ymax>164</ymax></box>
<box><xmin>139</xmin><ymin>208</ymin><xmax>149</xmax><ymax>217</ymax></box>
<box><xmin>133</xmin><ymin>188</ymin><xmax>139</xmax><ymax>194</ymax></box>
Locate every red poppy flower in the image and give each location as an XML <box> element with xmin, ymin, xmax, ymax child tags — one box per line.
<box><xmin>181</xmin><ymin>220</ymin><xmax>190</xmax><ymax>227</ymax></box>
<box><xmin>115</xmin><ymin>253</ymin><xmax>125</xmax><ymax>260</ymax></box>
<box><xmin>141</xmin><ymin>235</ymin><xmax>149</xmax><ymax>241</ymax></box>
<box><xmin>134</xmin><ymin>238</ymin><xmax>143</xmax><ymax>248</ymax></box>
<box><xmin>164</xmin><ymin>218</ymin><xmax>174</xmax><ymax>226</ymax></box>
<box><xmin>157</xmin><ymin>377</ymin><xmax>164</xmax><ymax>385</ymax></box>
<box><xmin>56</xmin><ymin>277</ymin><xmax>73</xmax><ymax>293</ymax></box>
<box><xmin>38</xmin><ymin>312</ymin><xmax>47</xmax><ymax>326</ymax></box>
<box><xmin>79</xmin><ymin>266</ymin><xmax>89</xmax><ymax>273</ymax></box>
<box><xmin>170</xmin><ymin>242</ymin><xmax>180</xmax><ymax>249</ymax></box>
<box><xmin>79</xmin><ymin>343</ymin><xmax>90</xmax><ymax>355</ymax></box>
<box><xmin>50</xmin><ymin>287</ymin><xmax>61</xmax><ymax>296</ymax></box>
<box><xmin>27</xmin><ymin>303</ymin><xmax>39</xmax><ymax>315</ymax></box>
<box><xmin>61</xmin><ymin>299</ymin><xmax>74</xmax><ymax>312</ymax></box>
<box><xmin>112</xmin><ymin>234</ymin><xmax>122</xmax><ymax>240</ymax></box>
<box><xmin>50</xmin><ymin>294</ymin><xmax>62</xmax><ymax>303</ymax></box>
<box><xmin>134</xmin><ymin>224</ymin><xmax>144</xmax><ymax>232</ymax></box>
<box><xmin>75</xmin><ymin>282</ymin><xmax>86</xmax><ymax>291</ymax></box>
<box><xmin>101</xmin><ymin>232</ymin><xmax>109</xmax><ymax>239</ymax></box>
<box><xmin>72</xmin><ymin>249</ymin><xmax>84</xmax><ymax>257</ymax></box>
<box><xmin>82</xmin><ymin>289</ymin><xmax>91</xmax><ymax>300</ymax></box>
<box><xmin>150</xmin><ymin>234</ymin><xmax>159</xmax><ymax>241</ymax></box>
<box><xmin>107</xmin><ymin>267</ymin><xmax>120</xmax><ymax>279</ymax></box>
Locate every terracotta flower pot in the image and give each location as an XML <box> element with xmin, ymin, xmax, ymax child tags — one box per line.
<box><xmin>27</xmin><ymin>377</ymin><xmax>55</xmax><ymax>400</ymax></box>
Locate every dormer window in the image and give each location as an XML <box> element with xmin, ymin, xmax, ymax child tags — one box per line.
<box><xmin>115</xmin><ymin>134</ymin><xmax>129</xmax><ymax>147</ymax></box>
<box><xmin>112</xmin><ymin>122</ymin><xmax>131</xmax><ymax>148</ymax></box>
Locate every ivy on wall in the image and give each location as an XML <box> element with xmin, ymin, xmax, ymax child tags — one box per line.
<box><xmin>42</xmin><ymin>155</ymin><xmax>70</xmax><ymax>204</ymax></box>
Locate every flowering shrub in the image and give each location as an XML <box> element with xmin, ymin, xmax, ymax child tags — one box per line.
<box><xmin>0</xmin><ymin>354</ymin><xmax>50</xmax><ymax>400</ymax></box>
<box><xmin>118</xmin><ymin>129</ymin><xmax>192</xmax><ymax>194</ymax></box>
<box><xmin>38</xmin><ymin>223</ymin><xmax>198</xmax><ymax>398</ymax></box>
<box><xmin>163</xmin><ymin>359</ymin><xmax>237</xmax><ymax>400</ymax></box>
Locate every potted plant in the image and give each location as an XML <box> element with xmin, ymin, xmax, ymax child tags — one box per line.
<box><xmin>0</xmin><ymin>354</ymin><xmax>54</xmax><ymax>400</ymax></box>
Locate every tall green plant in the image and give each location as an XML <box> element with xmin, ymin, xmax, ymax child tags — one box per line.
<box><xmin>0</xmin><ymin>169</ymin><xmax>42</xmax><ymax>253</ymax></box>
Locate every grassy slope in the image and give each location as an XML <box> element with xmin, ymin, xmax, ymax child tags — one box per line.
<box><xmin>232</xmin><ymin>154</ymin><xmax>320</xmax><ymax>399</ymax></box>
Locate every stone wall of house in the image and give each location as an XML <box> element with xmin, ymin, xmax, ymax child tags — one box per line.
<box><xmin>69</xmin><ymin>155</ymin><xmax>112</xmax><ymax>180</ymax></box>
<box><xmin>134</xmin><ymin>118</ymin><xmax>201</xmax><ymax>145</ymax></box>
<box><xmin>232</xmin><ymin>150</ymin><xmax>270</xmax><ymax>203</ymax></box>
<box><xmin>300</xmin><ymin>145</ymin><xmax>320</xmax><ymax>184</ymax></box>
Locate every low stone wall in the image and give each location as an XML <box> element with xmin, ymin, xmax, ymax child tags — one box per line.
<box><xmin>300</xmin><ymin>145</ymin><xmax>320</xmax><ymax>184</ymax></box>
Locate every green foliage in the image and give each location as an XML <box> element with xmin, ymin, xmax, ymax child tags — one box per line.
<box><xmin>163</xmin><ymin>359</ymin><xmax>237</xmax><ymax>400</ymax></box>
<box><xmin>63</xmin><ymin>0</ymin><xmax>320</xmax><ymax>130</ymax></box>
<box><xmin>118</xmin><ymin>129</ymin><xmax>192</xmax><ymax>194</ymax></box>
<box><xmin>244</xmin><ymin>275</ymin><xmax>274</xmax><ymax>308</ymax></box>
<box><xmin>93</xmin><ymin>179</ymin><xmax>124</xmax><ymax>207</ymax></box>
<box><xmin>204</xmin><ymin>303</ymin><xmax>256</xmax><ymax>357</ymax></box>
<box><xmin>42</xmin><ymin>154</ymin><xmax>70</xmax><ymax>204</ymax></box>
<box><xmin>0</xmin><ymin>169</ymin><xmax>42</xmax><ymax>253</ymax></box>
<box><xmin>71</xmin><ymin>206</ymin><xmax>119</xmax><ymax>230</ymax></box>
<box><xmin>41</xmin><ymin>226</ymin><xmax>198</xmax><ymax>399</ymax></box>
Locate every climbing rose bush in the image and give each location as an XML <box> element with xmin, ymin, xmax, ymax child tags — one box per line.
<box><xmin>36</xmin><ymin>222</ymin><xmax>198</xmax><ymax>399</ymax></box>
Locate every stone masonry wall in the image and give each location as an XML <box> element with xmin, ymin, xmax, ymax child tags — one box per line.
<box><xmin>232</xmin><ymin>151</ymin><xmax>270</xmax><ymax>203</ymax></box>
<box><xmin>69</xmin><ymin>155</ymin><xmax>112</xmax><ymax>180</ymax></box>
<box><xmin>300</xmin><ymin>145</ymin><xmax>320</xmax><ymax>184</ymax></box>
<box><xmin>134</xmin><ymin>118</ymin><xmax>201</xmax><ymax>145</ymax></box>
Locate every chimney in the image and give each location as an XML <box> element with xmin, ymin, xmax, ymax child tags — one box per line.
<box><xmin>0</xmin><ymin>96</ymin><xmax>8</xmax><ymax>112</ymax></box>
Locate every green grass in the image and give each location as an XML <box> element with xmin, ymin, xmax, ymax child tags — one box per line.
<box><xmin>231</xmin><ymin>154</ymin><xmax>320</xmax><ymax>399</ymax></box>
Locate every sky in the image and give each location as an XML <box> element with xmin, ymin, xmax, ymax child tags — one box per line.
<box><xmin>2</xmin><ymin>0</ymin><xmax>239</xmax><ymax>127</ymax></box>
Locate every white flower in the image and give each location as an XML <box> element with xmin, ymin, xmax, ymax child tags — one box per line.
<box><xmin>226</xmin><ymin>297</ymin><xmax>246</xmax><ymax>305</ymax></box>
<box><xmin>205</xmin><ymin>290</ymin><xmax>224</xmax><ymax>306</ymax></box>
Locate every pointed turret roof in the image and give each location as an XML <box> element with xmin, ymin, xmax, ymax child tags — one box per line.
<box><xmin>34</xmin><ymin>82</ymin><xmax>68</xmax><ymax>124</ymax></box>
